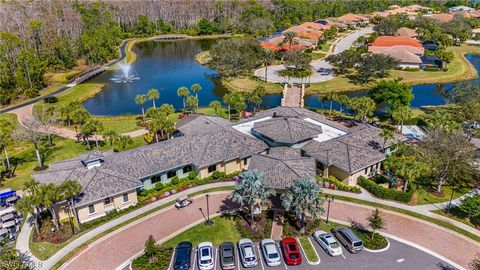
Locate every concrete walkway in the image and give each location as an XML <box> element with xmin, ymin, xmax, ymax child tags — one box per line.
<box><xmin>270</xmin><ymin>212</ymin><xmax>284</xmax><ymax>240</ymax></box>
<box><xmin>322</xmin><ymin>187</ymin><xmax>480</xmax><ymax>237</ymax></box>
<box><xmin>16</xmin><ymin>182</ymin><xmax>234</xmax><ymax>270</ymax></box>
<box><xmin>9</xmin><ymin>103</ymin><xmax>148</xmax><ymax>140</ymax></box>
<box><xmin>254</xmin><ymin>27</ymin><xmax>374</xmax><ymax>83</ymax></box>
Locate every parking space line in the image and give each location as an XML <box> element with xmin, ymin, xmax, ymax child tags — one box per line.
<box><xmin>341</xmin><ymin>253</ymin><xmax>346</xmax><ymax>259</ymax></box>
<box><xmin>192</xmin><ymin>248</ymin><xmax>197</xmax><ymax>270</ymax></box>
<box><xmin>236</xmin><ymin>246</ymin><xmax>241</xmax><ymax>270</ymax></box>
<box><xmin>257</xmin><ymin>244</ymin><xmax>265</xmax><ymax>270</ymax></box>
<box><xmin>168</xmin><ymin>249</ymin><xmax>176</xmax><ymax>270</ymax></box>
<box><xmin>213</xmin><ymin>247</ymin><xmax>217</xmax><ymax>270</ymax></box>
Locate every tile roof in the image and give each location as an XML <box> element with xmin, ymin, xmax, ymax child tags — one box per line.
<box><xmin>268</xmin><ymin>146</ymin><xmax>301</xmax><ymax>157</ymax></box>
<box><xmin>337</xmin><ymin>13</ymin><xmax>369</xmax><ymax>22</ymax></box>
<box><xmin>253</xmin><ymin>117</ymin><xmax>323</xmax><ymax>144</ymax></box>
<box><xmin>379</xmin><ymin>50</ymin><xmax>423</xmax><ymax>64</ymax></box>
<box><xmin>299</xmin><ymin>22</ymin><xmax>331</xmax><ymax>30</ymax></box>
<box><xmin>249</xmin><ymin>152</ymin><xmax>316</xmax><ymax>189</ymax></box>
<box><xmin>368</xmin><ymin>45</ymin><xmax>424</xmax><ymax>55</ymax></box>
<box><xmin>396</xmin><ymin>27</ymin><xmax>418</xmax><ymax>37</ymax></box>
<box><xmin>424</xmin><ymin>13</ymin><xmax>454</xmax><ymax>23</ymax></box>
<box><xmin>176</xmin><ymin>115</ymin><xmax>232</xmax><ymax>136</ymax></box>
<box><xmin>33</xmin><ymin>116</ymin><xmax>268</xmax><ymax>206</ymax></box>
<box><xmin>302</xmin><ymin>124</ymin><xmax>400</xmax><ymax>173</ymax></box>
<box><xmin>370</xmin><ymin>36</ymin><xmax>422</xmax><ymax>48</ymax></box>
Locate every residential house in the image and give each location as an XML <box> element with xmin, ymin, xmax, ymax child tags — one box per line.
<box><xmin>424</xmin><ymin>13</ymin><xmax>454</xmax><ymax>23</ymax></box>
<box><xmin>448</xmin><ymin>5</ymin><xmax>476</xmax><ymax>13</ymax></box>
<box><xmin>336</xmin><ymin>13</ymin><xmax>370</xmax><ymax>27</ymax></box>
<box><xmin>396</xmin><ymin>27</ymin><xmax>418</xmax><ymax>38</ymax></box>
<box><xmin>368</xmin><ymin>36</ymin><xmax>424</xmax><ymax>68</ymax></box>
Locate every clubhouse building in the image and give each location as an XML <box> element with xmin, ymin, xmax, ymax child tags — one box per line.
<box><xmin>33</xmin><ymin>106</ymin><xmax>400</xmax><ymax>223</ymax></box>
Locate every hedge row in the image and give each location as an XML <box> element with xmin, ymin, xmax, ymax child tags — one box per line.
<box><xmin>320</xmin><ymin>176</ymin><xmax>361</xmax><ymax>193</ymax></box>
<box><xmin>358</xmin><ymin>176</ymin><xmax>413</xmax><ymax>203</ymax></box>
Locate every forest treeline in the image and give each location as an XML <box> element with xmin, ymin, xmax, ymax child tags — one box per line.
<box><xmin>0</xmin><ymin>0</ymin><xmax>470</xmax><ymax>105</ymax></box>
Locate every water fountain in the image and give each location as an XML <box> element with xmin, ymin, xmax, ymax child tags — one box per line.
<box><xmin>110</xmin><ymin>63</ymin><xmax>140</xmax><ymax>83</ymax></box>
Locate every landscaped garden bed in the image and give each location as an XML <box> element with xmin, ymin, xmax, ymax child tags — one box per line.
<box><xmin>234</xmin><ymin>210</ymin><xmax>274</xmax><ymax>241</ymax></box>
<box><xmin>298</xmin><ymin>236</ymin><xmax>319</xmax><ymax>263</ymax></box>
<box><xmin>358</xmin><ymin>176</ymin><xmax>413</xmax><ymax>203</ymax></box>
<box><xmin>132</xmin><ymin>246</ymin><xmax>173</xmax><ymax>270</ymax></box>
<box><xmin>319</xmin><ymin>176</ymin><xmax>361</xmax><ymax>193</ymax></box>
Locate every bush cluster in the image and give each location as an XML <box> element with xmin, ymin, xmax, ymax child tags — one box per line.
<box><xmin>43</xmin><ymin>96</ymin><xmax>58</xmax><ymax>103</ymax></box>
<box><xmin>320</xmin><ymin>176</ymin><xmax>361</xmax><ymax>193</ymax></box>
<box><xmin>132</xmin><ymin>246</ymin><xmax>174</xmax><ymax>270</ymax></box>
<box><xmin>358</xmin><ymin>176</ymin><xmax>413</xmax><ymax>203</ymax></box>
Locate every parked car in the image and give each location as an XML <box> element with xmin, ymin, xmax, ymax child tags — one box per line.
<box><xmin>174</xmin><ymin>241</ymin><xmax>193</xmax><ymax>270</ymax></box>
<box><xmin>331</xmin><ymin>227</ymin><xmax>363</xmax><ymax>253</ymax></box>
<box><xmin>197</xmin><ymin>242</ymin><xmax>214</xmax><ymax>270</ymax></box>
<box><xmin>238</xmin><ymin>238</ymin><xmax>258</xmax><ymax>268</ymax></box>
<box><xmin>312</xmin><ymin>230</ymin><xmax>343</xmax><ymax>256</ymax></box>
<box><xmin>280</xmin><ymin>237</ymin><xmax>302</xmax><ymax>265</ymax></box>
<box><xmin>260</xmin><ymin>239</ymin><xmax>281</xmax><ymax>266</ymax></box>
<box><xmin>175</xmin><ymin>196</ymin><xmax>193</xmax><ymax>209</ymax></box>
<box><xmin>219</xmin><ymin>242</ymin><xmax>236</xmax><ymax>270</ymax></box>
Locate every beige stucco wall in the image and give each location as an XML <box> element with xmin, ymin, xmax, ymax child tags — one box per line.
<box><xmin>198</xmin><ymin>158</ymin><xmax>250</xmax><ymax>178</ymax></box>
<box><xmin>326</xmin><ymin>162</ymin><xmax>381</xmax><ymax>186</ymax></box>
<box><xmin>328</xmin><ymin>166</ymin><xmax>353</xmax><ymax>185</ymax></box>
<box><xmin>75</xmin><ymin>189</ymin><xmax>138</xmax><ymax>223</ymax></box>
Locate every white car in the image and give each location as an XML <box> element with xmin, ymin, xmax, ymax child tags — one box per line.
<box><xmin>312</xmin><ymin>230</ymin><xmax>343</xmax><ymax>256</ymax></box>
<box><xmin>260</xmin><ymin>239</ymin><xmax>281</xmax><ymax>266</ymax></box>
<box><xmin>197</xmin><ymin>242</ymin><xmax>214</xmax><ymax>270</ymax></box>
<box><xmin>238</xmin><ymin>238</ymin><xmax>258</xmax><ymax>268</ymax></box>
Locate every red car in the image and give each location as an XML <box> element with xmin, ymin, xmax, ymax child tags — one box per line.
<box><xmin>281</xmin><ymin>237</ymin><xmax>302</xmax><ymax>265</ymax></box>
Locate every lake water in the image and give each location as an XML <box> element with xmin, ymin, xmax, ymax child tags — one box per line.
<box><xmin>83</xmin><ymin>39</ymin><xmax>480</xmax><ymax>116</ymax></box>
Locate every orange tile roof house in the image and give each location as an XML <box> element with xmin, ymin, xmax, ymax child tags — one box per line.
<box><xmin>370</xmin><ymin>36</ymin><xmax>422</xmax><ymax>48</ymax></box>
<box><xmin>283</xmin><ymin>25</ymin><xmax>323</xmax><ymax>40</ymax></box>
<box><xmin>424</xmin><ymin>13</ymin><xmax>454</xmax><ymax>23</ymax></box>
<box><xmin>336</xmin><ymin>13</ymin><xmax>370</xmax><ymax>26</ymax></box>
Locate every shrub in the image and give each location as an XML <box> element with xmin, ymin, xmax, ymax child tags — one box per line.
<box><xmin>403</xmin><ymin>67</ymin><xmax>420</xmax><ymax>72</ymax></box>
<box><xmin>171</xmin><ymin>176</ymin><xmax>179</xmax><ymax>185</ymax></box>
<box><xmin>43</xmin><ymin>96</ymin><xmax>58</xmax><ymax>103</ymax></box>
<box><xmin>470</xmin><ymin>214</ymin><xmax>480</xmax><ymax>228</ymax></box>
<box><xmin>188</xmin><ymin>171</ymin><xmax>197</xmax><ymax>180</ymax></box>
<box><xmin>358</xmin><ymin>176</ymin><xmax>413</xmax><ymax>203</ymax></box>
<box><xmin>154</xmin><ymin>182</ymin><xmax>165</xmax><ymax>191</ymax></box>
<box><xmin>320</xmin><ymin>176</ymin><xmax>361</xmax><ymax>193</ymax></box>
<box><xmin>458</xmin><ymin>195</ymin><xmax>480</xmax><ymax>219</ymax></box>
<box><xmin>423</xmin><ymin>67</ymin><xmax>441</xmax><ymax>72</ymax></box>
<box><xmin>212</xmin><ymin>171</ymin><xmax>225</xmax><ymax>180</ymax></box>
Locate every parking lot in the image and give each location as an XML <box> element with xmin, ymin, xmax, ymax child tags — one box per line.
<box><xmin>167</xmin><ymin>237</ymin><xmax>456</xmax><ymax>270</ymax></box>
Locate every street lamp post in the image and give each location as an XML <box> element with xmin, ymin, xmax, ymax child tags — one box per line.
<box><xmin>206</xmin><ymin>194</ymin><xmax>213</xmax><ymax>226</ymax></box>
<box><xmin>325</xmin><ymin>195</ymin><xmax>335</xmax><ymax>224</ymax></box>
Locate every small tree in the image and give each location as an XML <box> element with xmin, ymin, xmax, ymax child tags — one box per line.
<box><xmin>32</xmin><ymin>106</ymin><xmax>58</xmax><ymax>146</ymax></box>
<box><xmin>380</xmin><ymin>127</ymin><xmax>395</xmax><ymax>153</ymax></box>
<box><xmin>209</xmin><ymin>100</ymin><xmax>222</xmax><ymax>116</ymax></box>
<box><xmin>367</xmin><ymin>208</ymin><xmax>385</xmax><ymax>240</ymax></box>
<box><xmin>14</xmin><ymin>118</ymin><xmax>45</xmax><ymax>169</ymax></box>
<box><xmin>471</xmin><ymin>253</ymin><xmax>480</xmax><ymax>270</ymax></box>
<box><xmin>118</xmin><ymin>135</ymin><xmax>133</xmax><ymax>150</ymax></box>
<box><xmin>0</xmin><ymin>119</ymin><xmax>14</xmax><ymax>176</ymax></box>
<box><xmin>458</xmin><ymin>195</ymin><xmax>480</xmax><ymax>219</ymax></box>
<box><xmin>103</xmin><ymin>129</ymin><xmax>119</xmax><ymax>149</ymax></box>
<box><xmin>177</xmin><ymin>87</ymin><xmax>190</xmax><ymax>113</ymax></box>
<box><xmin>186</xmin><ymin>96</ymin><xmax>198</xmax><ymax>113</ymax></box>
<box><xmin>135</xmin><ymin>94</ymin><xmax>147</xmax><ymax>121</ymax></box>
<box><xmin>147</xmin><ymin>88</ymin><xmax>160</xmax><ymax>108</ymax></box>
<box><xmin>60</xmin><ymin>180</ymin><xmax>82</xmax><ymax>233</ymax></box>
<box><xmin>144</xmin><ymin>235</ymin><xmax>157</xmax><ymax>261</ymax></box>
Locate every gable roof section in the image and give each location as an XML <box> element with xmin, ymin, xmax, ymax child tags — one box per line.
<box><xmin>396</xmin><ymin>27</ymin><xmax>418</xmax><ymax>37</ymax></box>
<box><xmin>424</xmin><ymin>13</ymin><xmax>454</xmax><ymax>23</ymax></box>
<box><xmin>176</xmin><ymin>115</ymin><xmax>232</xmax><ymax>136</ymax></box>
<box><xmin>368</xmin><ymin>45</ymin><xmax>424</xmax><ymax>55</ymax></box>
<box><xmin>380</xmin><ymin>50</ymin><xmax>422</xmax><ymax>64</ymax></box>
<box><xmin>249</xmin><ymin>154</ymin><xmax>316</xmax><ymax>189</ymax></box>
<box><xmin>302</xmin><ymin>124</ymin><xmax>398</xmax><ymax>173</ymax></box>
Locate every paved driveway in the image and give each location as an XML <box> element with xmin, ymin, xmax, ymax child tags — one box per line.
<box><xmin>61</xmin><ymin>193</ymin><xmax>479</xmax><ymax>270</ymax></box>
<box><xmin>254</xmin><ymin>27</ymin><xmax>374</xmax><ymax>84</ymax></box>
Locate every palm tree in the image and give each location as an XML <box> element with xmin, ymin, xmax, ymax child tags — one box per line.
<box><xmin>335</xmin><ymin>95</ymin><xmax>350</xmax><ymax>117</ymax></box>
<box><xmin>186</xmin><ymin>96</ymin><xmax>198</xmax><ymax>113</ymax></box>
<box><xmin>317</xmin><ymin>94</ymin><xmax>327</xmax><ymax>111</ymax></box>
<box><xmin>40</xmin><ymin>183</ymin><xmax>62</xmax><ymax>231</ymax></box>
<box><xmin>103</xmin><ymin>129</ymin><xmax>119</xmax><ymax>149</ymax></box>
<box><xmin>281</xmin><ymin>179</ymin><xmax>325</xmax><ymax>233</ymax></box>
<box><xmin>380</xmin><ymin>127</ymin><xmax>395</xmax><ymax>153</ymax></box>
<box><xmin>60</xmin><ymin>180</ymin><xmax>82</xmax><ymax>234</ymax></box>
<box><xmin>191</xmin><ymin>84</ymin><xmax>202</xmax><ymax>99</ymax></box>
<box><xmin>118</xmin><ymin>135</ymin><xmax>133</xmax><ymax>150</ymax></box>
<box><xmin>223</xmin><ymin>92</ymin><xmax>235</xmax><ymax>120</ymax></box>
<box><xmin>232</xmin><ymin>170</ymin><xmax>275</xmax><ymax>226</ymax></box>
<box><xmin>158</xmin><ymin>103</ymin><xmax>175</xmax><ymax>116</ymax></box>
<box><xmin>177</xmin><ymin>87</ymin><xmax>190</xmax><ymax>113</ymax></box>
<box><xmin>391</xmin><ymin>105</ymin><xmax>412</xmax><ymax>133</ymax></box>
<box><xmin>71</xmin><ymin>108</ymin><xmax>91</xmax><ymax>141</ymax></box>
<box><xmin>282</xmin><ymin>31</ymin><xmax>297</xmax><ymax>49</ymax></box>
<box><xmin>209</xmin><ymin>100</ymin><xmax>222</xmax><ymax>115</ymax></box>
<box><xmin>15</xmin><ymin>195</ymin><xmax>41</xmax><ymax>236</ymax></box>
<box><xmin>148</xmin><ymin>118</ymin><xmax>162</xmax><ymax>143</ymax></box>
<box><xmin>135</xmin><ymin>94</ymin><xmax>147</xmax><ymax>121</ymax></box>
<box><xmin>147</xmin><ymin>88</ymin><xmax>160</xmax><ymax>108</ymax></box>
<box><xmin>58</xmin><ymin>103</ymin><xmax>73</xmax><ymax>126</ymax></box>
<box><xmin>261</xmin><ymin>49</ymin><xmax>274</xmax><ymax>82</ymax></box>
<box><xmin>325</xmin><ymin>91</ymin><xmax>338</xmax><ymax>115</ymax></box>
<box><xmin>84</xmin><ymin>119</ymin><xmax>104</xmax><ymax>150</ymax></box>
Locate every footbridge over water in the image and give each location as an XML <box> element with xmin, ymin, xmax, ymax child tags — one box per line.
<box><xmin>281</xmin><ymin>83</ymin><xmax>305</xmax><ymax>107</ymax></box>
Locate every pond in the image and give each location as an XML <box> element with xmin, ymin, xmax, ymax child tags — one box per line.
<box><xmin>82</xmin><ymin>38</ymin><xmax>480</xmax><ymax>116</ymax></box>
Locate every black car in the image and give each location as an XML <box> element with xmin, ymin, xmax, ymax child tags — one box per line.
<box><xmin>174</xmin><ymin>241</ymin><xmax>193</xmax><ymax>270</ymax></box>
<box><xmin>219</xmin><ymin>242</ymin><xmax>236</xmax><ymax>270</ymax></box>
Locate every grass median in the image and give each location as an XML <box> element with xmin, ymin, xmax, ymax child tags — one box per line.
<box><xmin>298</xmin><ymin>236</ymin><xmax>319</xmax><ymax>263</ymax></box>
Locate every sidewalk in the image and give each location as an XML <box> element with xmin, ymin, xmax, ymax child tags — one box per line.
<box><xmin>322</xmin><ymin>187</ymin><xmax>480</xmax><ymax>237</ymax></box>
<box><xmin>16</xmin><ymin>182</ymin><xmax>235</xmax><ymax>270</ymax></box>
<box><xmin>9</xmin><ymin>104</ymin><xmax>148</xmax><ymax>140</ymax></box>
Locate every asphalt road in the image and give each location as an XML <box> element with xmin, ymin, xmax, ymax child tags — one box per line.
<box><xmin>167</xmin><ymin>237</ymin><xmax>455</xmax><ymax>270</ymax></box>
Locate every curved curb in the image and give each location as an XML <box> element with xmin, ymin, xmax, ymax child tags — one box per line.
<box><xmin>363</xmin><ymin>237</ymin><xmax>390</xmax><ymax>253</ymax></box>
<box><xmin>296</xmin><ymin>236</ymin><xmax>320</xmax><ymax>265</ymax></box>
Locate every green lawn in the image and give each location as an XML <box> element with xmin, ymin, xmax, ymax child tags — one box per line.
<box><xmin>298</xmin><ymin>236</ymin><xmax>319</xmax><ymax>262</ymax></box>
<box><xmin>431</xmin><ymin>209</ymin><xmax>477</xmax><ymax>229</ymax></box>
<box><xmin>162</xmin><ymin>215</ymin><xmax>242</xmax><ymax>247</ymax></box>
<box><xmin>414</xmin><ymin>185</ymin><xmax>469</xmax><ymax>205</ymax></box>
